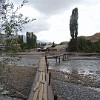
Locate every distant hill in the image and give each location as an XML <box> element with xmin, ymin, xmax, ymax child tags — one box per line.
<box><xmin>59</xmin><ymin>41</ymin><xmax>68</xmax><ymax>45</ymax></box>
<box><xmin>79</xmin><ymin>33</ymin><xmax>100</xmax><ymax>42</ymax></box>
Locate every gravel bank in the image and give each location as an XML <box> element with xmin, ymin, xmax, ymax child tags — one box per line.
<box><xmin>0</xmin><ymin>66</ymin><xmax>37</xmax><ymax>100</ymax></box>
<box><xmin>51</xmin><ymin>79</ymin><xmax>100</xmax><ymax>100</ymax></box>
<box><xmin>0</xmin><ymin>66</ymin><xmax>99</xmax><ymax>100</ymax></box>
<box><xmin>0</xmin><ymin>95</ymin><xmax>22</xmax><ymax>100</ymax></box>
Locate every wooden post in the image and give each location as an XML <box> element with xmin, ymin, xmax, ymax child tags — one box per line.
<box><xmin>45</xmin><ymin>74</ymin><xmax>46</xmax><ymax>81</ymax></box>
<box><xmin>49</xmin><ymin>72</ymin><xmax>51</xmax><ymax>85</ymax></box>
<box><xmin>67</xmin><ymin>54</ymin><xmax>68</xmax><ymax>59</ymax></box>
<box><xmin>62</xmin><ymin>54</ymin><xmax>64</xmax><ymax>61</ymax></box>
<box><xmin>56</xmin><ymin>57</ymin><xmax>57</xmax><ymax>63</ymax></box>
<box><xmin>65</xmin><ymin>55</ymin><xmax>66</xmax><ymax>60</ymax></box>
<box><xmin>64</xmin><ymin>54</ymin><xmax>66</xmax><ymax>60</ymax></box>
<box><xmin>54</xmin><ymin>94</ymin><xmax>57</xmax><ymax>100</ymax></box>
<box><xmin>47</xmin><ymin>63</ymin><xmax>49</xmax><ymax>73</ymax></box>
<box><xmin>59</xmin><ymin>56</ymin><xmax>60</xmax><ymax>64</ymax></box>
<box><xmin>62</xmin><ymin>54</ymin><xmax>66</xmax><ymax>61</ymax></box>
<box><xmin>45</xmin><ymin>55</ymin><xmax>47</xmax><ymax>65</ymax></box>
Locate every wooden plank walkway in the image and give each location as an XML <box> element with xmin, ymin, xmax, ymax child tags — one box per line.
<box><xmin>27</xmin><ymin>56</ymin><xmax>54</xmax><ymax>100</ymax></box>
<box><xmin>46</xmin><ymin>53</ymin><xmax>71</xmax><ymax>63</ymax></box>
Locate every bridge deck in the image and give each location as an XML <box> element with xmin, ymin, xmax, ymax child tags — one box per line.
<box><xmin>28</xmin><ymin>56</ymin><xmax>54</xmax><ymax>100</ymax></box>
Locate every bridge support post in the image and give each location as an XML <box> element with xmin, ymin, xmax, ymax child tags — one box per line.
<box><xmin>45</xmin><ymin>55</ymin><xmax>49</xmax><ymax>73</ymax></box>
<box><xmin>65</xmin><ymin>55</ymin><xmax>66</xmax><ymax>60</ymax></box>
<box><xmin>47</xmin><ymin>63</ymin><xmax>49</xmax><ymax>73</ymax></box>
<box><xmin>54</xmin><ymin>94</ymin><xmax>58</xmax><ymax>100</ymax></box>
<box><xmin>59</xmin><ymin>56</ymin><xmax>60</xmax><ymax>63</ymax></box>
<box><xmin>56</xmin><ymin>57</ymin><xmax>57</xmax><ymax>63</ymax></box>
<box><xmin>49</xmin><ymin>72</ymin><xmax>51</xmax><ymax>85</ymax></box>
<box><xmin>45</xmin><ymin>55</ymin><xmax>47</xmax><ymax>65</ymax></box>
<box><xmin>62</xmin><ymin>54</ymin><xmax>64</xmax><ymax>61</ymax></box>
<box><xmin>67</xmin><ymin>54</ymin><xmax>69</xmax><ymax>60</ymax></box>
<box><xmin>62</xmin><ymin>54</ymin><xmax>66</xmax><ymax>61</ymax></box>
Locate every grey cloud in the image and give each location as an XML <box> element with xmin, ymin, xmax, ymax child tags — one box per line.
<box><xmin>22</xmin><ymin>17</ymin><xmax>50</xmax><ymax>33</ymax></box>
<box><xmin>4</xmin><ymin>0</ymin><xmax>51</xmax><ymax>34</ymax></box>
<box><xmin>29</xmin><ymin>0</ymin><xmax>80</xmax><ymax>15</ymax></box>
<box><xmin>9</xmin><ymin>0</ymin><xmax>100</xmax><ymax>35</ymax></box>
<box><xmin>11</xmin><ymin>0</ymin><xmax>80</xmax><ymax>15</ymax></box>
<box><xmin>12</xmin><ymin>0</ymin><xmax>100</xmax><ymax>15</ymax></box>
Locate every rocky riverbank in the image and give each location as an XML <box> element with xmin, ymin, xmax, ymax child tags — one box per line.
<box><xmin>0</xmin><ymin>66</ymin><xmax>37</xmax><ymax>100</ymax></box>
<box><xmin>51</xmin><ymin>80</ymin><xmax>100</xmax><ymax>100</ymax></box>
<box><xmin>0</xmin><ymin>66</ymin><xmax>100</xmax><ymax>100</ymax></box>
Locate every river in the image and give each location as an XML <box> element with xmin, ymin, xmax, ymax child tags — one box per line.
<box><xmin>0</xmin><ymin>54</ymin><xmax>100</xmax><ymax>100</ymax></box>
<box><xmin>0</xmin><ymin>55</ymin><xmax>100</xmax><ymax>79</ymax></box>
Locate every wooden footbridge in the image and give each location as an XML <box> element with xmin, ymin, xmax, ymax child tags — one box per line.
<box><xmin>46</xmin><ymin>52</ymin><xmax>73</xmax><ymax>63</ymax></box>
<box><xmin>28</xmin><ymin>56</ymin><xmax>57</xmax><ymax>100</ymax></box>
<box><xmin>27</xmin><ymin>52</ymin><xmax>73</xmax><ymax>100</ymax></box>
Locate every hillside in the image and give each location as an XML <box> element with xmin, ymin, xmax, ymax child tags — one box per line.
<box><xmin>84</xmin><ymin>33</ymin><xmax>100</xmax><ymax>42</ymax></box>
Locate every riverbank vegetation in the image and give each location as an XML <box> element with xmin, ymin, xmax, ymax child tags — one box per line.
<box><xmin>68</xmin><ymin>37</ymin><xmax>100</xmax><ymax>53</ymax></box>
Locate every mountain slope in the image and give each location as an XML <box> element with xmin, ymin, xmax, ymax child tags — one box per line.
<box><xmin>79</xmin><ymin>33</ymin><xmax>100</xmax><ymax>42</ymax></box>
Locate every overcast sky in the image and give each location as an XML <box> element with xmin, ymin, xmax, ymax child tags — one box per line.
<box><xmin>9</xmin><ymin>0</ymin><xmax>100</xmax><ymax>43</ymax></box>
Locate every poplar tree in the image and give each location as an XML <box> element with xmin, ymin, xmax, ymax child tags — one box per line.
<box><xmin>26</xmin><ymin>32</ymin><xmax>37</xmax><ymax>49</ymax></box>
<box><xmin>69</xmin><ymin>7</ymin><xmax>78</xmax><ymax>52</ymax></box>
<box><xmin>70</xmin><ymin>7</ymin><xmax>78</xmax><ymax>39</ymax></box>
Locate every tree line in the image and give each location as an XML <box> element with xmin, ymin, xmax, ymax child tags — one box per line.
<box><xmin>68</xmin><ymin>36</ymin><xmax>100</xmax><ymax>53</ymax></box>
<box><xmin>18</xmin><ymin>32</ymin><xmax>37</xmax><ymax>51</ymax></box>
